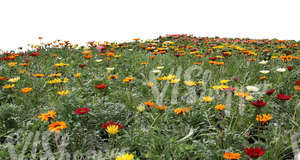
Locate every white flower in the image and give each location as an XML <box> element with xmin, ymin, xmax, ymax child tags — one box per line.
<box><xmin>136</xmin><ymin>104</ymin><xmax>145</xmax><ymax>112</ymax></box>
<box><xmin>276</xmin><ymin>68</ymin><xmax>286</xmax><ymax>72</ymax></box>
<box><xmin>95</xmin><ymin>59</ymin><xmax>103</xmax><ymax>62</ymax></box>
<box><xmin>259</xmin><ymin>70</ymin><xmax>270</xmax><ymax>74</ymax></box>
<box><xmin>245</xmin><ymin>95</ymin><xmax>254</xmax><ymax>101</ymax></box>
<box><xmin>128</xmin><ymin>49</ymin><xmax>133</xmax><ymax>51</ymax></box>
<box><xmin>106</xmin><ymin>67</ymin><xmax>114</xmax><ymax>73</ymax></box>
<box><xmin>151</xmin><ymin>70</ymin><xmax>161</xmax><ymax>73</ymax></box>
<box><xmin>156</xmin><ymin>66</ymin><xmax>164</xmax><ymax>70</ymax></box>
<box><xmin>258</xmin><ymin>60</ymin><xmax>268</xmax><ymax>65</ymax></box>
<box><xmin>246</xmin><ymin>86</ymin><xmax>259</xmax><ymax>92</ymax></box>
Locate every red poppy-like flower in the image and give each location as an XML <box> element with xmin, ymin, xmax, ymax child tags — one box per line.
<box><xmin>287</xmin><ymin>66</ymin><xmax>294</xmax><ymax>71</ymax></box>
<box><xmin>276</xmin><ymin>93</ymin><xmax>291</xmax><ymax>101</ymax></box>
<box><xmin>244</xmin><ymin>147</ymin><xmax>264</xmax><ymax>158</ymax></box>
<box><xmin>175</xmin><ymin>54</ymin><xmax>182</xmax><ymax>57</ymax></box>
<box><xmin>251</xmin><ymin>99</ymin><xmax>267</xmax><ymax>107</ymax></box>
<box><xmin>295</xmin><ymin>79</ymin><xmax>300</xmax><ymax>85</ymax></box>
<box><xmin>95</xmin><ymin>84</ymin><xmax>107</xmax><ymax>90</ymax></box>
<box><xmin>209</xmin><ymin>57</ymin><xmax>217</xmax><ymax>61</ymax></box>
<box><xmin>79</xmin><ymin>64</ymin><xmax>87</xmax><ymax>68</ymax></box>
<box><xmin>29</xmin><ymin>52</ymin><xmax>40</xmax><ymax>57</ymax></box>
<box><xmin>75</xmin><ymin>108</ymin><xmax>90</xmax><ymax>115</ymax></box>
<box><xmin>101</xmin><ymin>120</ymin><xmax>123</xmax><ymax>129</ymax></box>
<box><xmin>265</xmin><ymin>89</ymin><xmax>275</xmax><ymax>95</ymax></box>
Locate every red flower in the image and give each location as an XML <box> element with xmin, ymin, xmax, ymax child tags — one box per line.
<box><xmin>79</xmin><ymin>64</ymin><xmax>87</xmax><ymax>68</ymax></box>
<box><xmin>101</xmin><ymin>120</ymin><xmax>123</xmax><ymax>129</ymax></box>
<box><xmin>287</xmin><ymin>66</ymin><xmax>294</xmax><ymax>71</ymax></box>
<box><xmin>175</xmin><ymin>54</ymin><xmax>182</xmax><ymax>57</ymax></box>
<box><xmin>276</xmin><ymin>93</ymin><xmax>291</xmax><ymax>101</ymax></box>
<box><xmin>265</xmin><ymin>89</ymin><xmax>275</xmax><ymax>95</ymax></box>
<box><xmin>251</xmin><ymin>99</ymin><xmax>267</xmax><ymax>107</ymax></box>
<box><xmin>244</xmin><ymin>147</ymin><xmax>264</xmax><ymax>158</ymax></box>
<box><xmin>75</xmin><ymin>108</ymin><xmax>90</xmax><ymax>115</ymax></box>
<box><xmin>295</xmin><ymin>79</ymin><xmax>300</xmax><ymax>85</ymax></box>
<box><xmin>209</xmin><ymin>57</ymin><xmax>217</xmax><ymax>61</ymax></box>
<box><xmin>95</xmin><ymin>84</ymin><xmax>107</xmax><ymax>90</ymax></box>
<box><xmin>29</xmin><ymin>52</ymin><xmax>40</xmax><ymax>57</ymax></box>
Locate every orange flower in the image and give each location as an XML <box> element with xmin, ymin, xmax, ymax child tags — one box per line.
<box><xmin>82</xmin><ymin>50</ymin><xmax>92</xmax><ymax>55</ymax></box>
<box><xmin>174</xmin><ymin>106</ymin><xmax>192</xmax><ymax>115</ymax></box>
<box><xmin>215</xmin><ymin>104</ymin><xmax>226</xmax><ymax>111</ymax></box>
<box><xmin>51</xmin><ymin>54</ymin><xmax>57</xmax><ymax>57</ymax></box>
<box><xmin>106</xmin><ymin>57</ymin><xmax>111</xmax><ymax>61</ymax></box>
<box><xmin>32</xmin><ymin>74</ymin><xmax>45</xmax><ymax>77</ymax></box>
<box><xmin>295</xmin><ymin>85</ymin><xmax>300</xmax><ymax>91</ymax></box>
<box><xmin>19</xmin><ymin>63</ymin><xmax>30</xmax><ymax>66</ymax></box>
<box><xmin>259</xmin><ymin>76</ymin><xmax>267</xmax><ymax>80</ymax></box>
<box><xmin>123</xmin><ymin>77</ymin><xmax>135</xmax><ymax>83</ymax></box>
<box><xmin>106</xmin><ymin>52</ymin><xmax>115</xmax><ymax>57</ymax></box>
<box><xmin>108</xmin><ymin>75</ymin><xmax>118</xmax><ymax>80</ymax></box>
<box><xmin>223</xmin><ymin>152</ymin><xmax>241</xmax><ymax>159</ymax></box>
<box><xmin>48</xmin><ymin>121</ymin><xmax>67</xmax><ymax>133</ymax></box>
<box><xmin>141</xmin><ymin>62</ymin><xmax>148</xmax><ymax>65</ymax></box>
<box><xmin>84</xmin><ymin>55</ymin><xmax>93</xmax><ymax>59</ymax></box>
<box><xmin>38</xmin><ymin>110</ymin><xmax>56</xmax><ymax>121</ymax></box>
<box><xmin>156</xmin><ymin>105</ymin><xmax>167</xmax><ymax>111</ymax></box>
<box><xmin>133</xmin><ymin>38</ymin><xmax>140</xmax><ymax>41</ymax></box>
<box><xmin>248</xmin><ymin>58</ymin><xmax>256</xmax><ymax>61</ymax></box>
<box><xmin>21</xmin><ymin>87</ymin><xmax>33</xmax><ymax>93</ymax></box>
<box><xmin>144</xmin><ymin>101</ymin><xmax>154</xmax><ymax>108</ymax></box>
<box><xmin>193</xmin><ymin>62</ymin><xmax>201</xmax><ymax>65</ymax></box>
<box><xmin>150</xmin><ymin>56</ymin><xmax>155</xmax><ymax>59</ymax></box>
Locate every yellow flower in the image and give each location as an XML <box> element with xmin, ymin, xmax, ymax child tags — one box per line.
<box><xmin>21</xmin><ymin>87</ymin><xmax>33</xmax><ymax>93</ymax></box>
<box><xmin>215</xmin><ymin>104</ymin><xmax>226</xmax><ymax>111</ymax></box>
<box><xmin>203</xmin><ymin>96</ymin><xmax>213</xmax><ymax>102</ymax></box>
<box><xmin>63</xmin><ymin>78</ymin><xmax>68</xmax><ymax>83</ymax></box>
<box><xmin>48</xmin><ymin>73</ymin><xmax>62</xmax><ymax>77</ymax></box>
<box><xmin>18</xmin><ymin>69</ymin><xmax>25</xmax><ymax>74</ymax></box>
<box><xmin>220</xmin><ymin>80</ymin><xmax>230</xmax><ymax>84</ymax></box>
<box><xmin>116</xmin><ymin>153</ymin><xmax>134</xmax><ymax>160</ymax></box>
<box><xmin>184</xmin><ymin>81</ymin><xmax>196</xmax><ymax>86</ymax></box>
<box><xmin>32</xmin><ymin>74</ymin><xmax>45</xmax><ymax>77</ymax></box>
<box><xmin>54</xmin><ymin>63</ymin><xmax>69</xmax><ymax>67</ymax></box>
<box><xmin>137</xmin><ymin>104</ymin><xmax>146</xmax><ymax>112</ymax></box>
<box><xmin>123</xmin><ymin>77</ymin><xmax>135</xmax><ymax>83</ymax></box>
<box><xmin>74</xmin><ymin>73</ymin><xmax>81</xmax><ymax>78</ymax></box>
<box><xmin>38</xmin><ymin>110</ymin><xmax>56</xmax><ymax>121</ymax></box>
<box><xmin>57</xmin><ymin>90</ymin><xmax>70</xmax><ymax>96</ymax></box>
<box><xmin>169</xmin><ymin>79</ymin><xmax>180</xmax><ymax>84</ymax></box>
<box><xmin>245</xmin><ymin>95</ymin><xmax>254</xmax><ymax>101</ymax></box>
<box><xmin>8</xmin><ymin>77</ymin><xmax>20</xmax><ymax>83</ymax></box>
<box><xmin>256</xmin><ymin>114</ymin><xmax>272</xmax><ymax>125</ymax></box>
<box><xmin>3</xmin><ymin>84</ymin><xmax>15</xmax><ymax>89</ymax></box>
<box><xmin>198</xmin><ymin>81</ymin><xmax>204</xmax><ymax>85</ymax></box>
<box><xmin>106</xmin><ymin>125</ymin><xmax>119</xmax><ymax>135</ymax></box>
<box><xmin>8</xmin><ymin>62</ymin><xmax>17</xmax><ymax>67</ymax></box>
<box><xmin>174</xmin><ymin>106</ymin><xmax>192</xmax><ymax>115</ymax></box>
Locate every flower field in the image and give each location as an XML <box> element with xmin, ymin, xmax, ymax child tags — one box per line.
<box><xmin>0</xmin><ymin>34</ymin><xmax>299</xmax><ymax>159</ymax></box>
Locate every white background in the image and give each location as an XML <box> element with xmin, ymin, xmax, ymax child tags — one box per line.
<box><xmin>1</xmin><ymin>0</ymin><xmax>300</xmax><ymax>51</ymax></box>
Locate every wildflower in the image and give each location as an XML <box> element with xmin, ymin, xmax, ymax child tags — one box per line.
<box><xmin>106</xmin><ymin>67</ymin><xmax>115</xmax><ymax>73</ymax></box>
<box><xmin>108</xmin><ymin>75</ymin><xmax>118</xmax><ymax>80</ymax></box>
<box><xmin>265</xmin><ymin>89</ymin><xmax>275</xmax><ymax>95</ymax></box>
<box><xmin>151</xmin><ymin>70</ymin><xmax>161</xmax><ymax>73</ymax></box>
<box><xmin>48</xmin><ymin>121</ymin><xmax>67</xmax><ymax>133</ymax></box>
<box><xmin>245</xmin><ymin>95</ymin><xmax>254</xmax><ymax>101</ymax></box>
<box><xmin>55</xmin><ymin>63</ymin><xmax>69</xmax><ymax>67</ymax></box>
<box><xmin>244</xmin><ymin>147</ymin><xmax>265</xmax><ymax>158</ymax></box>
<box><xmin>156</xmin><ymin>66</ymin><xmax>164</xmax><ymax>70</ymax></box>
<box><xmin>259</xmin><ymin>76</ymin><xmax>267</xmax><ymax>80</ymax></box>
<box><xmin>137</xmin><ymin>104</ymin><xmax>146</xmax><ymax>112</ymax></box>
<box><xmin>203</xmin><ymin>96</ymin><xmax>213</xmax><ymax>102</ymax></box>
<box><xmin>220</xmin><ymin>80</ymin><xmax>230</xmax><ymax>84</ymax></box>
<box><xmin>246</xmin><ymin>86</ymin><xmax>259</xmax><ymax>92</ymax></box>
<box><xmin>84</xmin><ymin>55</ymin><xmax>93</xmax><ymax>59</ymax></box>
<box><xmin>79</xmin><ymin>64</ymin><xmax>87</xmax><ymax>68</ymax></box>
<box><xmin>169</xmin><ymin>79</ymin><xmax>180</xmax><ymax>84</ymax></box>
<box><xmin>101</xmin><ymin>120</ymin><xmax>123</xmax><ymax>135</ymax></box>
<box><xmin>18</xmin><ymin>69</ymin><xmax>25</xmax><ymax>74</ymax></box>
<box><xmin>156</xmin><ymin>105</ymin><xmax>167</xmax><ymax>111</ymax></box>
<box><xmin>95</xmin><ymin>59</ymin><xmax>103</xmax><ymax>62</ymax></box>
<box><xmin>32</xmin><ymin>74</ymin><xmax>45</xmax><ymax>77</ymax></box>
<box><xmin>198</xmin><ymin>81</ymin><xmax>204</xmax><ymax>85</ymax></box>
<box><xmin>184</xmin><ymin>81</ymin><xmax>196</xmax><ymax>86</ymax></box>
<box><xmin>74</xmin><ymin>73</ymin><xmax>81</xmax><ymax>78</ymax></box>
<box><xmin>147</xmin><ymin>82</ymin><xmax>153</xmax><ymax>87</ymax></box>
<box><xmin>48</xmin><ymin>73</ymin><xmax>62</xmax><ymax>77</ymax></box>
<box><xmin>75</xmin><ymin>108</ymin><xmax>90</xmax><ymax>115</ymax></box>
<box><xmin>259</xmin><ymin>70</ymin><xmax>270</xmax><ymax>74</ymax></box>
<box><xmin>141</xmin><ymin>62</ymin><xmax>148</xmax><ymax>65</ymax></box>
<box><xmin>276</xmin><ymin>68</ymin><xmax>286</xmax><ymax>72</ymax></box>
<box><xmin>251</xmin><ymin>99</ymin><xmax>267</xmax><ymax>107</ymax></box>
<box><xmin>21</xmin><ymin>87</ymin><xmax>33</xmax><ymax>93</ymax></box>
<box><xmin>215</xmin><ymin>104</ymin><xmax>226</xmax><ymax>111</ymax></box>
<box><xmin>235</xmin><ymin>91</ymin><xmax>249</xmax><ymax>98</ymax></box>
<box><xmin>223</xmin><ymin>152</ymin><xmax>241</xmax><ymax>159</ymax></box>
<box><xmin>8</xmin><ymin>62</ymin><xmax>17</xmax><ymax>67</ymax></box>
<box><xmin>174</xmin><ymin>106</ymin><xmax>192</xmax><ymax>115</ymax></box>
<box><xmin>256</xmin><ymin>114</ymin><xmax>272</xmax><ymax>125</ymax></box>
<box><xmin>276</xmin><ymin>93</ymin><xmax>291</xmax><ymax>101</ymax></box>
<box><xmin>8</xmin><ymin>77</ymin><xmax>20</xmax><ymax>83</ymax></box>
<box><xmin>123</xmin><ymin>77</ymin><xmax>135</xmax><ymax>83</ymax></box>
<box><xmin>3</xmin><ymin>84</ymin><xmax>15</xmax><ymax>89</ymax></box>
<box><xmin>116</xmin><ymin>153</ymin><xmax>134</xmax><ymax>160</ymax></box>
<box><xmin>57</xmin><ymin>90</ymin><xmax>70</xmax><ymax>96</ymax></box>
<box><xmin>144</xmin><ymin>101</ymin><xmax>154</xmax><ymax>108</ymax></box>
<box><xmin>95</xmin><ymin>84</ymin><xmax>107</xmax><ymax>90</ymax></box>
<box><xmin>258</xmin><ymin>60</ymin><xmax>268</xmax><ymax>65</ymax></box>
<box><xmin>38</xmin><ymin>110</ymin><xmax>56</xmax><ymax>121</ymax></box>
<box><xmin>287</xmin><ymin>66</ymin><xmax>294</xmax><ymax>71</ymax></box>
